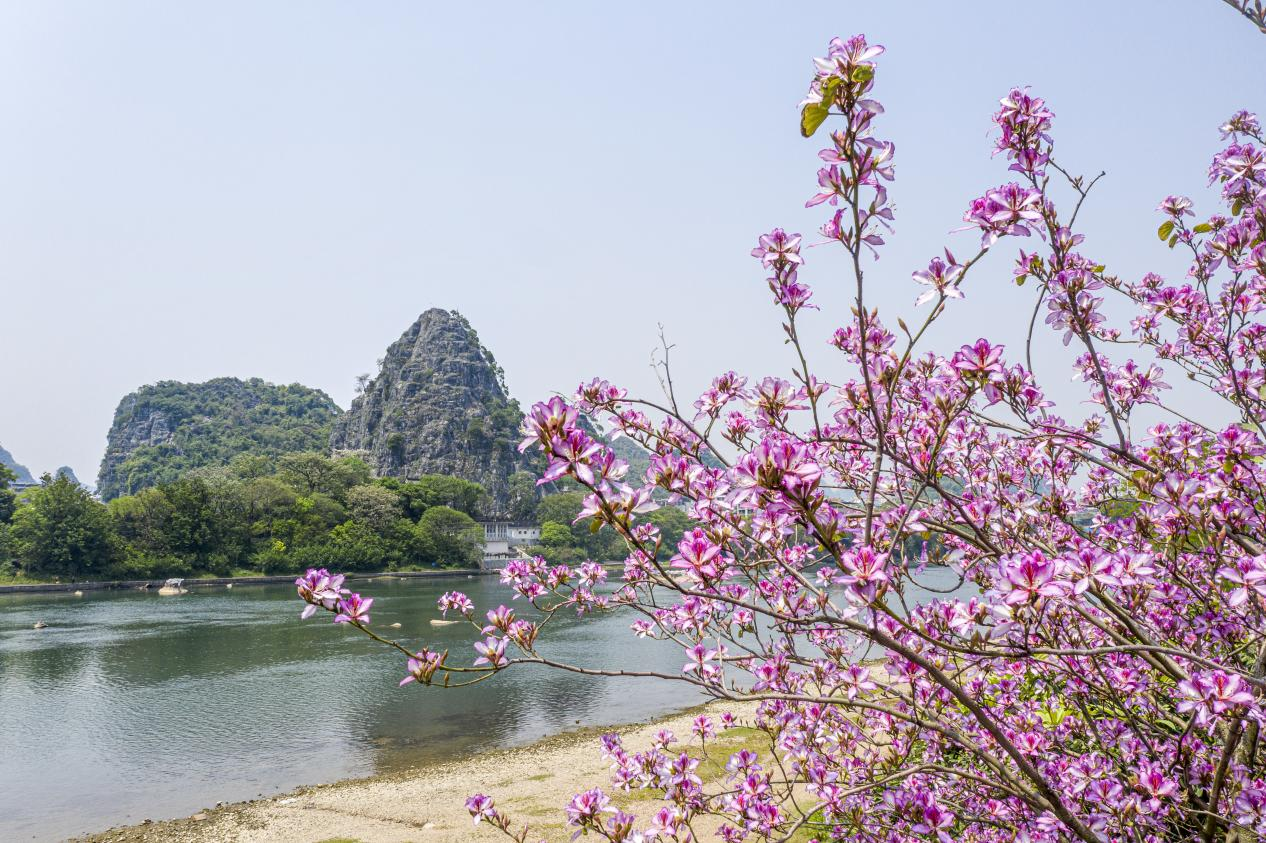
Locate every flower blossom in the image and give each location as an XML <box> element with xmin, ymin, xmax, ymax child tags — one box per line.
<box><xmin>295</xmin><ymin>568</ymin><xmax>346</xmax><ymax>620</ymax></box>
<box><xmin>1177</xmin><ymin>670</ymin><xmax>1257</xmax><ymax>726</ymax></box>
<box><xmin>333</xmin><ymin>593</ymin><xmax>372</xmax><ymax>625</ymax></box>
<box><xmin>399</xmin><ymin>649</ymin><xmax>445</xmax><ymax>687</ymax></box>
<box><xmin>960</xmin><ymin>183</ymin><xmax>1044</xmax><ymax>247</ymax></box>
<box><xmin>912</xmin><ymin>250</ymin><xmax>965</xmax><ymax>305</ymax></box>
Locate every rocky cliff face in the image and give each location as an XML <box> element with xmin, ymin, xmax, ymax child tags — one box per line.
<box><xmin>97</xmin><ymin>377</ymin><xmax>341</xmax><ymax>500</ymax></box>
<box><xmin>330</xmin><ymin>309</ymin><xmax>529</xmax><ymax>515</ymax></box>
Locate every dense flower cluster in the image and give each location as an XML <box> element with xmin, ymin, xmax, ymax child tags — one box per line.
<box><xmin>298</xmin><ymin>32</ymin><xmax>1266</xmax><ymax>843</ymax></box>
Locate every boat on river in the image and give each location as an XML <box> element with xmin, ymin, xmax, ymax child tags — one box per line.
<box><xmin>157</xmin><ymin>578</ymin><xmax>188</xmax><ymax>596</ymax></box>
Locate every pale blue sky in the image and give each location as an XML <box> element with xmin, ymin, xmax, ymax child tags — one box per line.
<box><xmin>1</xmin><ymin>1</ymin><xmax>1263</xmax><ymax>484</ymax></box>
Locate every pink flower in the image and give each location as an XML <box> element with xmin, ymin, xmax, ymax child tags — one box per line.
<box><xmin>992</xmin><ymin>87</ymin><xmax>1053</xmax><ymax>172</ymax></box>
<box><xmin>841</xmin><ymin>663</ymin><xmax>878</xmax><ymax>700</ymax></box>
<box><xmin>1219</xmin><ymin>555</ymin><xmax>1266</xmax><ymax>607</ymax></box>
<box><xmin>912</xmin><ymin>800</ymin><xmax>956</xmax><ymax>843</ymax></box>
<box><xmin>518</xmin><ymin>396</ymin><xmax>579</xmax><ymax>453</ymax></box>
<box><xmin>750</xmin><ymin>228</ymin><xmax>803</xmax><ymax>268</ymax></box>
<box><xmin>1134</xmin><ymin>762</ymin><xmax>1177</xmax><ymax>814</ymax></box>
<box><xmin>912</xmin><ymin>250</ymin><xmax>965</xmax><ymax>306</ymax></box>
<box><xmin>1220</xmin><ymin>109</ymin><xmax>1261</xmax><ymax>140</ymax></box>
<box><xmin>840</xmin><ymin>547</ymin><xmax>890</xmax><ymax>601</ymax></box>
<box><xmin>574</xmin><ymin>378</ymin><xmax>627</xmax><ymax>411</ymax></box>
<box><xmin>959</xmin><ymin>183</ymin><xmax>1044</xmax><ymax>246</ymax></box>
<box><xmin>682</xmin><ymin>643</ymin><xmax>723</xmax><ymax>680</ymax></box>
<box><xmin>295</xmin><ymin>568</ymin><xmax>346</xmax><ymax>619</ymax></box>
<box><xmin>1234</xmin><ymin>786</ymin><xmax>1266</xmax><ymax>834</ymax></box>
<box><xmin>1158</xmin><ymin>195</ymin><xmax>1194</xmax><ymax>218</ymax></box>
<box><xmin>438</xmin><ymin>591</ymin><xmax>474</xmax><ymax>617</ymax></box>
<box><xmin>952</xmin><ymin>338</ymin><xmax>1005</xmax><ymax>382</ymax></box>
<box><xmin>1177</xmin><ymin>670</ymin><xmax>1257</xmax><ymax>726</ymax></box>
<box><xmin>333</xmin><ymin>593</ymin><xmax>372</xmax><ymax>625</ymax></box>
<box><xmin>671</xmin><ymin>529</ymin><xmax>728</xmax><ymax>583</ymax></box>
<box><xmin>996</xmin><ymin>551</ymin><xmax>1064</xmax><ymax>605</ymax></box>
<box><xmin>692</xmin><ymin>715</ymin><xmax>717</xmax><ymax>741</ymax></box>
<box><xmin>473</xmin><ymin>636</ymin><xmax>509</xmax><ymax>669</ymax></box>
<box><xmin>565</xmin><ymin>788</ymin><xmax>612</xmax><ymax>835</ymax></box>
<box><xmin>465</xmin><ymin>793</ymin><xmax>497</xmax><ymax>825</ymax></box>
<box><xmin>399</xmin><ymin>649</ymin><xmax>445</xmax><ymax>687</ymax></box>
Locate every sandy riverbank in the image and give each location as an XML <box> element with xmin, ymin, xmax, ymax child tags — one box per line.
<box><xmin>76</xmin><ymin>701</ymin><xmax>760</xmax><ymax>843</ymax></box>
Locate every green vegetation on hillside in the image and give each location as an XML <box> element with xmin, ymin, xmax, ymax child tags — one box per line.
<box><xmin>97</xmin><ymin>377</ymin><xmax>341</xmax><ymax>500</ymax></box>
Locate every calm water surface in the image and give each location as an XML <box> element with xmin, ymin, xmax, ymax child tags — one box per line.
<box><xmin>0</xmin><ymin>568</ymin><xmax>974</xmax><ymax>841</ymax></box>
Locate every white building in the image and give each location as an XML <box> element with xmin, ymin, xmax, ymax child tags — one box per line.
<box><xmin>479</xmin><ymin>521</ymin><xmax>541</xmax><ymax>568</ymax></box>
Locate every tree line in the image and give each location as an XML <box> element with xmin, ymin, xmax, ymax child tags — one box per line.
<box><xmin>0</xmin><ymin>453</ymin><xmax>696</xmax><ymax>582</ymax></box>
<box><xmin>0</xmin><ymin>454</ymin><xmax>504</xmax><ymax>581</ymax></box>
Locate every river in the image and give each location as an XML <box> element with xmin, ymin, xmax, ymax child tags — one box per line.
<box><xmin>0</xmin><ymin>567</ymin><xmax>975</xmax><ymax>841</ymax></box>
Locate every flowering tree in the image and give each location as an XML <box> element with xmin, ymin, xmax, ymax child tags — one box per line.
<box><xmin>297</xmin><ymin>33</ymin><xmax>1266</xmax><ymax>843</ymax></box>
<box><xmin>1222</xmin><ymin>0</ymin><xmax>1266</xmax><ymax>35</ymax></box>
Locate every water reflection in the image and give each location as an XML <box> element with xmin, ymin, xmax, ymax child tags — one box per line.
<box><xmin>0</xmin><ymin>567</ymin><xmax>978</xmax><ymax>841</ymax></box>
<box><xmin>0</xmin><ymin>576</ymin><xmax>694</xmax><ymax>842</ymax></box>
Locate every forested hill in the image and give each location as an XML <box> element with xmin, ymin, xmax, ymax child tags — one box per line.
<box><xmin>96</xmin><ymin>378</ymin><xmax>341</xmax><ymax>500</ymax></box>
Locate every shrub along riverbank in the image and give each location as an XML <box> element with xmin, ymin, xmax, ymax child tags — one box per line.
<box><xmin>0</xmin><ymin>454</ymin><xmax>503</xmax><ymax>581</ymax></box>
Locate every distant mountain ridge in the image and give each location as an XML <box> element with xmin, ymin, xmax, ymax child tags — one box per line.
<box><xmin>0</xmin><ymin>445</ymin><xmax>35</xmax><ymax>484</ymax></box>
<box><xmin>96</xmin><ymin>377</ymin><xmax>342</xmax><ymax>500</ymax></box>
<box><xmin>54</xmin><ymin>466</ymin><xmax>82</xmax><ymax>486</ymax></box>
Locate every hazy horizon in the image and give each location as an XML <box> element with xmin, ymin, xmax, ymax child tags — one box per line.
<box><xmin>3</xmin><ymin>1</ymin><xmax>1264</xmax><ymax>485</ymax></box>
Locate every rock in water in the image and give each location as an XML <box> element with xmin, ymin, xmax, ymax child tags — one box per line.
<box><xmin>330</xmin><ymin>309</ymin><xmax>531</xmax><ymax>514</ymax></box>
<box><xmin>96</xmin><ymin>377</ymin><xmax>341</xmax><ymax>500</ymax></box>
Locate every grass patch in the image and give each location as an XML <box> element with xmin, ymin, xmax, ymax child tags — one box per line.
<box><xmin>695</xmin><ymin>726</ymin><xmax>768</xmax><ymax>782</ymax></box>
<box><xmin>0</xmin><ymin>571</ymin><xmax>56</xmax><ymax>585</ymax></box>
<box><xmin>510</xmin><ymin>803</ymin><xmax>559</xmax><ymax>818</ymax></box>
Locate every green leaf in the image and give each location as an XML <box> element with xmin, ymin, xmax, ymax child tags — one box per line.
<box><xmin>1168</xmin><ymin>234</ymin><xmax>1179</xmax><ymax>248</ymax></box>
<box><xmin>800</xmin><ymin>101</ymin><xmax>831</xmax><ymax>138</ymax></box>
<box><xmin>1038</xmin><ymin>706</ymin><xmax>1069</xmax><ymax>728</ymax></box>
<box><xmin>1157</xmin><ymin>220</ymin><xmax>1175</xmax><ymax>241</ymax></box>
<box><xmin>851</xmin><ymin>65</ymin><xmax>874</xmax><ymax>83</ymax></box>
<box><xmin>1193</xmin><ymin>222</ymin><xmax>1213</xmax><ymax>234</ymax></box>
<box><xmin>800</xmin><ymin>77</ymin><xmax>843</xmax><ymax>138</ymax></box>
<box><xmin>1015</xmin><ymin>274</ymin><xmax>1027</xmax><ymax>287</ymax></box>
